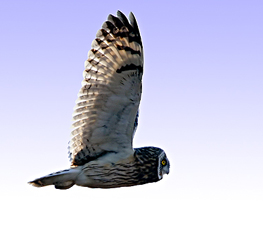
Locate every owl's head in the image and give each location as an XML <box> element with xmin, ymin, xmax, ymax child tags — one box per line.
<box><xmin>134</xmin><ymin>147</ymin><xmax>170</xmax><ymax>182</ymax></box>
<box><xmin>158</xmin><ymin>150</ymin><xmax>170</xmax><ymax>179</ymax></box>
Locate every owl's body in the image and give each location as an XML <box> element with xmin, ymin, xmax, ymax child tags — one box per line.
<box><xmin>31</xmin><ymin>147</ymin><xmax>168</xmax><ymax>189</ymax></box>
<box><xmin>29</xmin><ymin>11</ymin><xmax>170</xmax><ymax>189</ymax></box>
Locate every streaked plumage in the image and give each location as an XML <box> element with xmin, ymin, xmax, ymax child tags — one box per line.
<box><xmin>29</xmin><ymin>11</ymin><xmax>170</xmax><ymax>189</ymax></box>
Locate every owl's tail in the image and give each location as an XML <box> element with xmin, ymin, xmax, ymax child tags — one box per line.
<box><xmin>28</xmin><ymin>167</ymin><xmax>81</xmax><ymax>189</ymax></box>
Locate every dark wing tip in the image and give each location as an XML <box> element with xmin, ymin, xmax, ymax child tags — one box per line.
<box><xmin>107</xmin><ymin>11</ymin><xmax>142</xmax><ymax>46</ymax></box>
<box><xmin>117</xmin><ymin>10</ymin><xmax>130</xmax><ymax>27</ymax></box>
<box><xmin>129</xmin><ymin>12</ymin><xmax>142</xmax><ymax>46</ymax></box>
<box><xmin>107</xmin><ymin>14</ymin><xmax>124</xmax><ymax>28</ymax></box>
<box><xmin>129</xmin><ymin>12</ymin><xmax>139</xmax><ymax>32</ymax></box>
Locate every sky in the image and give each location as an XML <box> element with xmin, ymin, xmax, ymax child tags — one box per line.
<box><xmin>1</xmin><ymin>0</ymin><xmax>262</xmax><ymax>228</ymax></box>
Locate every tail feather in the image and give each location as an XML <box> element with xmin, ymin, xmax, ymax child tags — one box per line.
<box><xmin>28</xmin><ymin>167</ymin><xmax>80</xmax><ymax>189</ymax></box>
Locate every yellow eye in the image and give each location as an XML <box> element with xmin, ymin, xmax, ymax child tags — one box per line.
<box><xmin>161</xmin><ymin>159</ymin><xmax>166</xmax><ymax>166</ymax></box>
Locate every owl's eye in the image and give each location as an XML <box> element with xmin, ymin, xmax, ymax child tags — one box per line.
<box><xmin>161</xmin><ymin>159</ymin><xmax>167</xmax><ymax>166</ymax></box>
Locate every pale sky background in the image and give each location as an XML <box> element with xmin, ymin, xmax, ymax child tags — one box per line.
<box><xmin>1</xmin><ymin>0</ymin><xmax>262</xmax><ymax>228</ymax></box>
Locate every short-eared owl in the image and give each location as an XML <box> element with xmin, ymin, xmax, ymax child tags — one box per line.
<box><xmin>29</xmin><ymin>11</ymin><xmax>170</xmax><ymax>189</ymax></box>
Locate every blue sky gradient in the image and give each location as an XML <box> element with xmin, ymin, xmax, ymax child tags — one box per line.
<box><xmin>1</xmin><ymin>0</ymin><xmax>262</xmax><ymax>228</ymax></box>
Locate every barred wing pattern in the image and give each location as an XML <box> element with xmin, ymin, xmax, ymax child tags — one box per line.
<box><xmin>69</xmin><ymin>11</ymin><xmax>143</xmax><ymax>166</ymax></box>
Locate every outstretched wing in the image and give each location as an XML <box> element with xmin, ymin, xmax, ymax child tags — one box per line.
<box><xmin>69</xmin><ymin>11</ymin><xmax>143</xmax><ymax>166</ymax></box>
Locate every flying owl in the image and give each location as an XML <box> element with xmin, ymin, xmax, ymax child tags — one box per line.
<box><xmin>29</xmin><ymin>11</ymin><xmax>170</xmax><ymax>189</ymax></box>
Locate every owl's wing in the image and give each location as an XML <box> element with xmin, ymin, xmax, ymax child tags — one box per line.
<box><xmin>69</xmin><ymin>11</ymin><xmax>143</xmax><ymax>166</ymax></box>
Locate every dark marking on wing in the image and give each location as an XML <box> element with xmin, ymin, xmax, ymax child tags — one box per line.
<box><xmin>117</xmin><ymin>45</ymin><xmax>141</xmax><ymax>55</ymax></box>
<box><xmin>116</xmin><ymin>64</ymin><xmax>143</xmax><ymax>74</ymax></box>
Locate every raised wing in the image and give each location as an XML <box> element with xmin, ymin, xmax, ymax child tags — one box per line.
<box><xmin>69</xmin><ymin>11</ymin><xmax>143</xmax><ymax>166</ymax></box>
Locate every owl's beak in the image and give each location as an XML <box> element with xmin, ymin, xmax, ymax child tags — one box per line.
<box><xmin>163</xmin><ymin>166</ymin><xmax>169</xmax><ymax>175</ymax></box>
